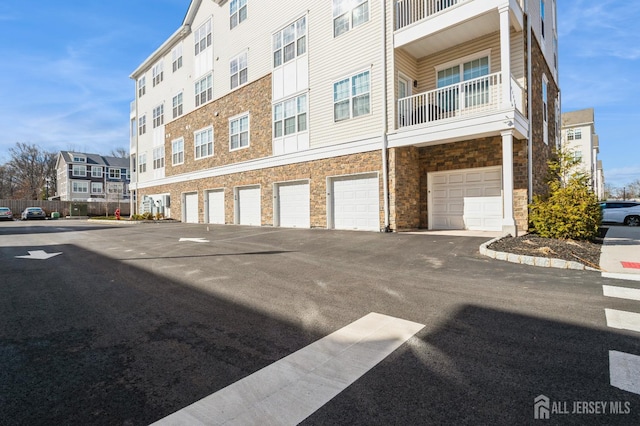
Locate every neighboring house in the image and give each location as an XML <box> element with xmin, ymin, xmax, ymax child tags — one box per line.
<box><xmin>129</xmin><ymin>0</ymin><xmax>560</xmax><ymax>235</ymax></box>
<box><xmin>561</xmin><ymin>108</ymin><xmax>604</xmax><ymax>199</ymax></box>
<box><xmin>55</xmin><ymin>151</ymin><xmax>130</xmax><ymax>202</ymax></box>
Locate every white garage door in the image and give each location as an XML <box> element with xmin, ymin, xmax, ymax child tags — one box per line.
<box><xmin>184</xmin><ymin>192</ymin><xmax>199</xmax><ymax>224</ymax></box>
<box><xmin>276</xmin><ymin>181</ymin><xmax>310</xmax><ymax>228</ymax></box>
<box><xmin>331</xmin><ymin>174</ymin><xmax>380</xmax><ymax>231</ymax></box>
<box><xmin>236</xmin><ymin>186</ymin><xmax>261</xmax><ymax>226</ymax></box>
<box><xmin>429</xmin><ymin>166</ymin><xmax>502</xmax><ymax>231</ymax></box>
<box><xmin>207</xmin><ymin>190</ymin><xmax>225</xmax><ymax>224</ymax></box>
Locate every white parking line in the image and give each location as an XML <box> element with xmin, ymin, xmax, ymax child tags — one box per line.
<box><xmin>603</xmin><ymin>285</ymin><xmax>640</xmax><ymax>301</ymax></box>
<box><xmin>610</xmin><ymin>351</ymin><xmax>640</xmax><ymax>395</ymax></box>
<box><xmin>605</xmin><ymin>309</ymin><xmax>640</xmax><ymax>333</ymax></box>
<box><xmin>152</xmin><ymin>312</ymin><xmax>424</xmax><ymax>426</ymax></box>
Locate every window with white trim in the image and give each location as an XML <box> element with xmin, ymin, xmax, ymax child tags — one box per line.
<box><xmin>153</xmin><ymin>147</ymin><xmax>165</xmax><ymax>169</ymax></box>
<box><xmin>230</xmin><ymin>52</ymin><xmax>248</xmax><ymax>89</ymax></box>
<box><xmin>195</xmin><ymin>127</ymin><xmax>214</xmax><ymax>159</ymax></box>
<box><xmin>333</xmin><ymin>70</ymin><xmax>370</xmax><ymax>121</ymax></box>
<box><xmin>72</xmin><ymin>154</ymin><xmax>86</xmax><ymax>163</ymax></box>
<box><xmin>152</xmin><ymin>62</ymin><xmax>164</xmax><ymax>87</ymax></box>
<box><xmin>274</xmin><ymin>94</ymin><xmax>307</xmax><ymax>138</ymax></box>
<box><xmin>333</xmin><ymin>0</ymin><xmax>369</xmax><ymax>37</ymax></box>
<box><xmin>138</xmin><ymin>115</ymin><xmax>146</xmax><ymax>135</ymax></box>
<box><xmin>194</xmin><ymin>20</ymin><xmax>212</xmax><ymax>55</ymax></box>
<box><xmin>172</xmin><ymin>92</ymin><xmax>183</xmax><ymax>118</ymax></box>
<box><xmin>72</xmin><ymin>181</ymin><xmax>88</xmax><ymax>193</ymax></box>
<box><xmin>230</xmin><ymin>114</ymin><xmax>249</xmax><ymax>150</ymax></box>
<box><xmin>230</xmin><ymin>0</ymin><xmax>247</xmax><ymax>29</ymax></box>
<box><xmin>72</xmin><ymin>165</ymin><xmax>86</xmax><ymax>177</ymax></box>
<box><xmin>138</xmin><ymin>76</ymin><xmax>146</xmax><ymax>97</ymax></box>
<box><xmin>109</xmin><ymin>168</ymin><xmax>122</xmax><ymax>179</ymax></box>
<box><xmin>574</xmin><ymin>128</ymin><xmax>582</xmax><ymax>139</ymax></box>
<box><xmin>195</xmin><ymin>74</ymin><xmax>212</xmax><ymax>107</ymax></box>
<box><xmin>139</xmin><ymin>154</ymin><xmax>147</xmax><ymax>173</ymax></box>
<box><xmin>153</xmin><ymin>104</ymin><xmax>164</xmax><ymax>128</ymax></box>
<box><xmin>540</xmin><ymin>0</ymin><xmax>545</xmax><ymax>39</ymax></box>
<box><xmin>172</xmin><ymin>44</ymin><xmax>183</xmax><ymax>72</ymax></box>
<box><xmin>91</xmin><ymin>166</ymin><xmax>102</xmax><ymax>178</ymax></box>
<box><xmin>273</xmin><ymin>17</ymin><xmax>306</xmax><ymax>68</ymax></box>
<box><xmin>91</xmin><ymin>182</ymin><xmax>103</xmax><ymax>194</ymax></box>
<box><xmin>172</xmin><ymin>138</ymin><xmax>184</xmax><ymax>165</ymax></box>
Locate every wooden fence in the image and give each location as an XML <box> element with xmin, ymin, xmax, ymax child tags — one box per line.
<box><xmin>0</xmin><ymin>199</ymin><xmax>130</xmax><ymax>217</ymax></box>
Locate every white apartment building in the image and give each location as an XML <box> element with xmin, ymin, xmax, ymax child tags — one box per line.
<box><xmin>130</xmin><ymin>0</ymin><xmax>560</xmax><ymax>234</ymax></box>
<box><xmin>561</xmin><ymin>108</ymin><xmax>605</xmax><ymax>199</ymax></box>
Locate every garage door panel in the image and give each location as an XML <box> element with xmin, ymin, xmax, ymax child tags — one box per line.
<box><xmin>237</xmin><ymin>186</ymin><xmax>261</xmax><ymax>226</ymax></box>
<box><xmin>332</xmin><ymin>174</ymin><xmax>379</xmax><ymax>231</ymax></box>
<box><xmin>430</xmin><ymin>167</ymin><xmax>502</xmax><ymax>231</ymax></box>
<box><xmin>277</xmin><ymin>182</ymin><xmax>310</xmax><ymax>228</ymax></box>
<box><xmin>207</xmin><ymin>190</ymin><xmax>225</xmax><ymax>224</ymax></box>
<box><xmin>184</xmin><ymin>192</ymin><xmax>199</xmax><ymax>224</ymax></box>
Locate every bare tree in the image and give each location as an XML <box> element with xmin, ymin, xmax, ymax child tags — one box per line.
<box><xmin>109</xmin><ymin>147</ymin><xmax>129</xmax><ymax>158</ymax></box>
<box><xmin>7</xmin><ymin>142</ymin><xmax>55</xmax><ymax>200</ymax></box>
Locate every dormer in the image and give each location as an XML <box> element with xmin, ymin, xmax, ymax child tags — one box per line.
<box><xmin>72</xmin><ymin>153</ymin><xmax>86</xmax><ymax>163</ymax></box>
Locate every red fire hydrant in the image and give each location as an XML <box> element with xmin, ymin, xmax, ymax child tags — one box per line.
<box><xmin>115</xmin><ymin>208</ymin><xmax>121</xmax><ymax>220</ymax></box>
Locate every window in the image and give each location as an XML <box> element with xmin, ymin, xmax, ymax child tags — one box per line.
<box><xmin>172</xmin><ymin>138</ymin><xmax>184</xmax><ymax>165</ymax></box>
<box><xmin>152</xmin><ymin>62</ymin><xmax>164</xmax><ymax>87</ymax></box>
<box><xmin>72</xmin><ymin>165</ymin><xmax>86</xmax><ymax>177</ymax></box>
<box><xmin>172</xmin><ymin>92</ymin><xmax>184</xmax><ymax>119</ymax></box>
<box><xmin>195</xmin><ymin>127</ymin><xmax>214</xmax><ymax>159</ymax></box>
<box><xmin>567</xmin><ymin>129</ymin><xmax>574</xmax><ymax>140</ymax></box>
<box><xmin>72</xmin><ymin>181</ymin><xmax>88</xmax><ymax>193</ymax></box>
<box><xmin>230</xmin><ymin>114</ymin><xmax>249</xmax><ymax>150</ymax></box>
<box><xmin>572</xmin><ymin>150</ymin><xmax>583</xmax><ymax>162</ymax></box>
<box><xmin>172</xmin><ymin>44</ymin><xmax>183</xmax><ymax>72</ymax></box>
<box><xmin>230</xmin><ymin>0</ymin><xmax>247</xmax><ymax>29</ymax></box>
<box><xmin>91</xmin><ymin>182</ymin><xmax>103</xmax><ymax>194</ymax></box>
<box><xmin>91</xmin><ymin>166</ymin><xmax>102</xmax><ymax>178</ymax></box>
<box><xmin>230</xmin><ymin>52</ymin><xmax>248</xmax><ymax>89</ymax></box>
<box><xmin>139</xmin><ymin>154</ymin><xmax>147</xmax><ymax>173</ymax></box>
<box><xmin>153</xmin><ymin>147</ymin><xmax>165</xmax><ymax>169</ymax></box>
<box><xmin>72</xmin><ymin>154</ymin><xmax>86</xmax><ymax>163</ymax></box>
<box><xmin>138</xmin><ymin>115</ymin><xmax>147</xmax><ymax>135</ymax></box>
<box><xmin>195</xmin><ymin>74</ymin><xmax>213</xmax><ymax>107</ymax></box>
<box><xmin>153</xmin><ymin>104</ymin><xmax>164</xmax><ymax>128</ymax></box>
<box><xmin>131</xmin><ymin>154</ymin><xmax>136</xmax><ymax>173</ymax></box>
<box><xmin>109</xmin><ymin>168</ymin><xmax>122</xmax><ymax>179</ymax></box>
<box><xmin>195</xmin><ymin>20</ymin><xmax>212</xmax><ymax>55</ymax></box>
<box><xmin>274</xmin><ymin>94</ymin><xmax>307</xmax><ymax>138</ymax></box>
<box><xmin>574</xmin><ymin>128</ymin><xmax>582</xmax><ymax>139</ymax></box>
<box><xmin>540</xmin><ymin>0</ymin><xmax>545</xmax><ymax>39</ymax></box>
<box><xmin>138</xmin><ymin>76</ymin><xmax>146</xmax><ymax>97</ymax></box>
<box><xmin>436</xmin><ymin>55</ymin><xmax>489</xmax><ymax>111</ymax></box>
<box><xmin>333</xmin><ymin>70</ymin><xmax>370</xmax><ymax>121</ymax></box>
<box><xmin>273</xmin><ymin>17</ymin><xmax>306</xmax><ymax>68</ymax></box>
<box><xmin>333</xmin><ymin>0</ymin><xmax>369</xmax><ymax>37</ymax></box>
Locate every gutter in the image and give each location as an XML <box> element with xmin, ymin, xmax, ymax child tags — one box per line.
<box><xmin>526</xmin><ymin>0</ymin><xmax>533</xmax><ymax>202</ymax></box>
<box><xmin>381</xmin><ymin>0</ymin><xmax>391</xmax><ymax>232</ymax></box>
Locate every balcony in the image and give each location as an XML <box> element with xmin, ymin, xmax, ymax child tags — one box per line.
<box><xmin>394</xmin><ymin>0</ymin><xmax>524</xmax><ymax>58</ymax></box>
<box><xmin>397</xmin><ymin>72</ymin><xmax>524</xmax><ymax>129</ymax></box>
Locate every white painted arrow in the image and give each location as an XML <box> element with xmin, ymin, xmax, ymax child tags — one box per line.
<box><xmin>15</xmin><ymin>250</ymin><xmax>63</xmax><ymax>260</ymax></box>
<box><xmin>179</xmin><ymin>237</ymin><xmax>210</xmax><ymax>243</ymax></box>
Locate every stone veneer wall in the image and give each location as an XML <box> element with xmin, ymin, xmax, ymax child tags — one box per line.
<box><xmin>388</xmin><ymin>147</ymin><xmax>420</xmax><ymax>230</ymax></box>
<box><xmin>530</xmin><ymin>34</ymin><xmax>558</xmax><ymax>198</ymax></box>
<box><xmin>163</xmin><ymin>74</ymin><xmax>273</xmax><ymax>177</ymax></box>
<box><xmin>139</xmin><ymin>151</ymin><xmax>383</xmax><ymax>228</ymax></box>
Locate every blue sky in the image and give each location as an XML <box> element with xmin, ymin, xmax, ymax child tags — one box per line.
<box><xmin>0</xmin><ymin>0</ymin><xmax>638</xmax><ymax>188</ymax></box>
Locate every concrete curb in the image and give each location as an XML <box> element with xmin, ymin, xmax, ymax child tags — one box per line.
<box><xmin>479</xmin><ymin>235</ymin><xmax>599</xmax><ymax>272</ymax></box>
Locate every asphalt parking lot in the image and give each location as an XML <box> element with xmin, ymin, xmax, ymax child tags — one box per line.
<box><xmin>1</xmin><ymin>220</ymin><xmax>639</xmax><ymax>425</ymax></box>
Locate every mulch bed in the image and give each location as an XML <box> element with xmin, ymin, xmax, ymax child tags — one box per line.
<box><xmin>487</xmin><ymin>228</ymin><xmax>607</xmax><ymax>270</ymax></box>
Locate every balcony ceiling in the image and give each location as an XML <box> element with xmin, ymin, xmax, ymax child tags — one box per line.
<box><xmin>397</xmin><ymin>11</ymin><xmax>499</xmax><ymax>59</ymax></box>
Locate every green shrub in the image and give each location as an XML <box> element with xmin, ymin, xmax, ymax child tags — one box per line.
<box><xmin>529</xmin><ymin>149</ymin><xmax>601</xmax><ymax>240</ymax></box>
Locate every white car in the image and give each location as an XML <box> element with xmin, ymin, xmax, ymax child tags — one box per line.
<box><xmin>601</xmin><ymin>201</ymin><xmax>640</xmax><ymax>226</ymax></box>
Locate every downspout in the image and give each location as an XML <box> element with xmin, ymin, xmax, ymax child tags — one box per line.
<box><xmin>381</xmin><ymin>0</ymin><xmax>391</xmax><ymax>232</ymax></box>
<box><xmin>526</xmin><ymin>0</ymin><xmax>534</xmax><ymax>202</ymax></box>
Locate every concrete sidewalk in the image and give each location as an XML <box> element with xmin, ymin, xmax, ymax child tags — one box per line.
<box><xmin>600</xmin><ymin>226</ymin><xmax>640</xmax><ymax>281</ymax></box>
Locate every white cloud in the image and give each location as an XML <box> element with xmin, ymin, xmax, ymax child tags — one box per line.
<box><xmin>605</xmin><ymin>166</ymin><xmax>640</xmax><ymax>188</ymax></box>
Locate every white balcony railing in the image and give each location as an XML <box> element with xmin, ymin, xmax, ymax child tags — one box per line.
<box><xmin>395</xmin><ymin>0</ymin><xmax>470</xmax><ymax>30</ymax></box>
<box><xmin>398</xmin><ymin>72</ymin><xmax>504</xmax><ymax>128</ymax></box>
